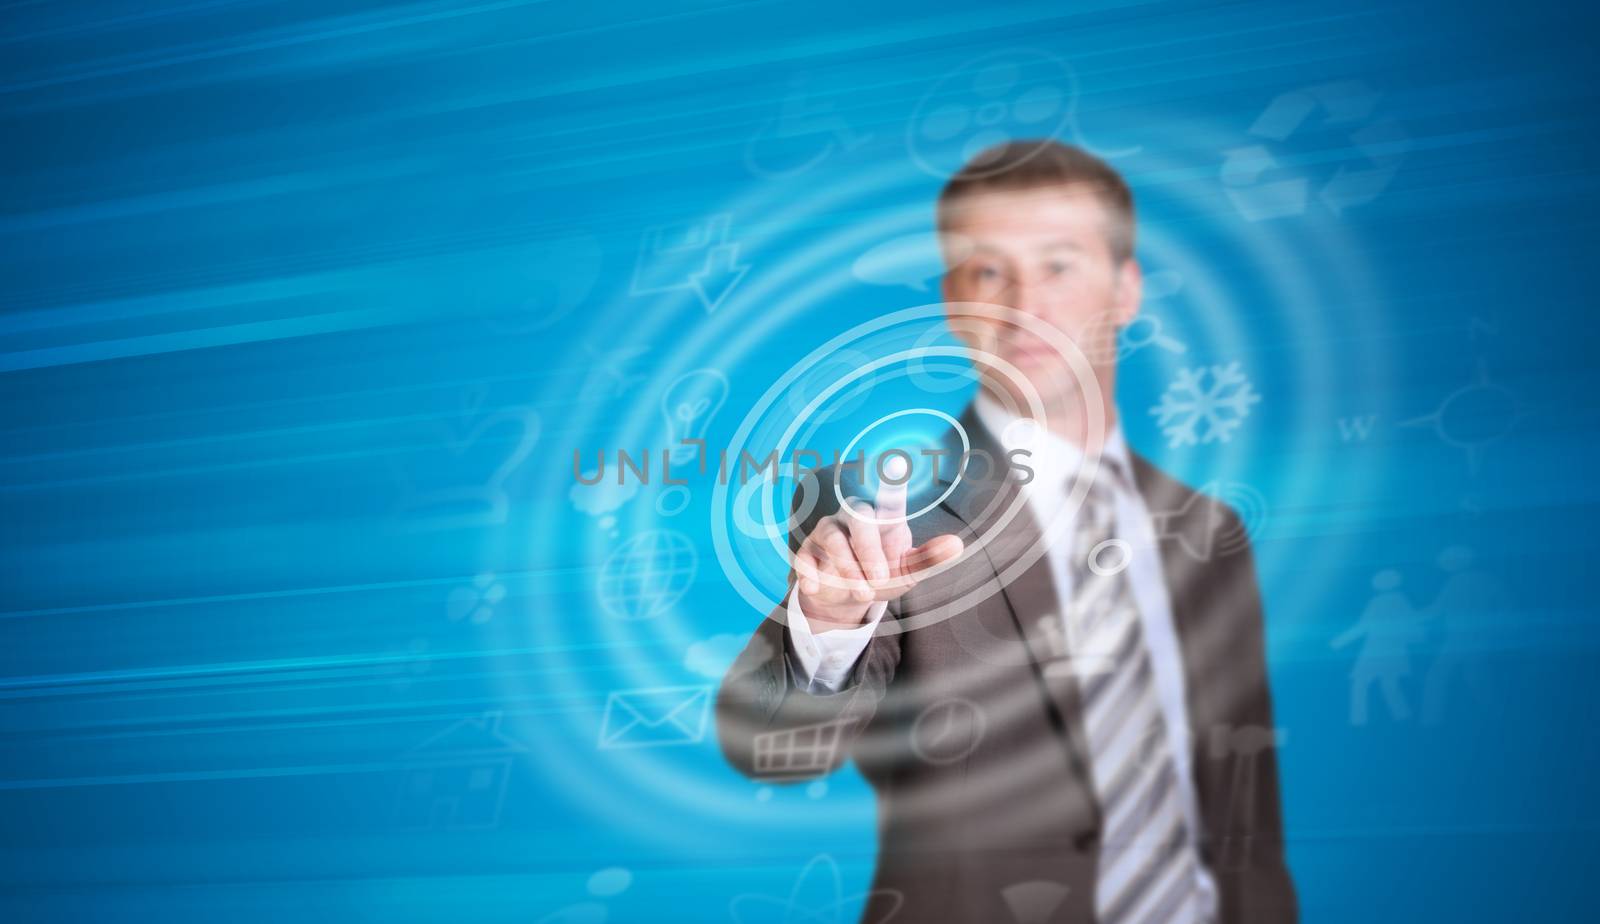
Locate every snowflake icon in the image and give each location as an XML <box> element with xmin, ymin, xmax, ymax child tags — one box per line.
<box><xmin>1150</xmin><ymin>362</ymin><xmax>1262</xmax><ymax>448</ymax></box>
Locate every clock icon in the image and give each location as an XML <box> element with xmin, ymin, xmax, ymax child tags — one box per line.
<box><xmin>910</xmin><ymin>698</ymin><xmax>986</xmax><ymax>765</ymax></box>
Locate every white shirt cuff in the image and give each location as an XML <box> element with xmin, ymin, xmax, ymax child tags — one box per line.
<box><xmin>785</xmin><ymin>586</ymin><xmax>887</xmax><ymax>693</ymax></box>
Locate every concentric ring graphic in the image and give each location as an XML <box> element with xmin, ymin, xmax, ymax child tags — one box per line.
<box><xmin>494</xmin><ymin>109</ymin><xmax>1396</xmax><ymax>847</ymax></box>
<box><xmin>708</xmin><ymin>300</ymin><xmax>1106</xmax><ymax>635</ymax></box>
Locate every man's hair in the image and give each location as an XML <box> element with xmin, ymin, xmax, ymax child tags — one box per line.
<box><xmin>935</xmin><ymin>140</ymin><xmax>1136</xmax><ymax>264</ymax></box>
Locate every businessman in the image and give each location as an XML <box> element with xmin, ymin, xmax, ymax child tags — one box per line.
<box><xmin>717</xmin><ymin>141</ymin><xmax>1296</xmax><ymax>923</ymax></box>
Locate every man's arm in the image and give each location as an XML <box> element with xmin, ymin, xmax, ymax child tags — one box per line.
<box><xmin>714</xmin><ymin>597</ymin><xmax>902</xmax><ymax>782</ymax></box>
<box><xmin>715</xmin><ymin>465</ymin><xmax>961</xmax><ymax>781</ymax></box>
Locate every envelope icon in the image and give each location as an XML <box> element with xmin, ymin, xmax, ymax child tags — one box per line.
<box><xmin>599</xmin><ymin>685</ymin><xmax>712</xmax><ymax>749</ymax></box>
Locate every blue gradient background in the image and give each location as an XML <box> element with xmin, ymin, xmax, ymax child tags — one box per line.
<box><xmin>2</xmin><ymin>1</ymin><xmax>1596</xmax><ymax>921</ymax></box>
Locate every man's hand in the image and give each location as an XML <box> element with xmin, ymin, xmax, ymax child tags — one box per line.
<box><xmin>792</xmin><ymin>458</ymin><xmax>965</xmax><ymax>630</ymax></box>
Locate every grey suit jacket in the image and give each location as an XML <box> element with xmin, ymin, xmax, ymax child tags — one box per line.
<box><xmin>716</xmin><ymin>406</ymin><xmax>1297</xmax><ymax>923</ymax></box>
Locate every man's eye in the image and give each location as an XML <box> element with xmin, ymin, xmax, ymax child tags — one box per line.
<box><xmin>1047</xmin><ymin>261</ymin><xmax>1072</xmax><ymax>275</ymax></box>
<box><xmin>976</xmin><ymin>267</ymin><xmax>1000</xmax><ymax>280</ymax></box>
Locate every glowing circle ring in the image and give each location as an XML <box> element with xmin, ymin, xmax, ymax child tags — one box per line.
<box><xmin>832</xmin><ymin>407</ymin><xmax>969</xmax><ymax>526</ymax></box>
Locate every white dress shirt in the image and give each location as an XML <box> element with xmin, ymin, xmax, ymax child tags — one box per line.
<box><xmin>786</xmin><ymin>396</ymin><xmax>1218</xmax><ymax>915</ymax></box>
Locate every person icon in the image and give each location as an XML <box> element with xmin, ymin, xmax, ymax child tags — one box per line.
<box><xmin>1332</xmin><ymin>569</ymin><xmax>1426</xmax><ymax>726</ymax></box>
<box><xmin>1421</xmin><ymin>546</ymin><xmax>1506</xmax><ymax>725</ymax></box>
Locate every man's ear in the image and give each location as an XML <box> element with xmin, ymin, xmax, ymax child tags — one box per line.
<box><xmin>1112</xmin><ymin>257</ymin><xmax>1142</xmax><ymax>326</ymax></box>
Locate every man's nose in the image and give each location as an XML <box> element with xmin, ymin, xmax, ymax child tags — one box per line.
<box><xmin>1006</xmin><ymin>277</ymin><xmax>1050</xmax><ymax>318</ymax></box>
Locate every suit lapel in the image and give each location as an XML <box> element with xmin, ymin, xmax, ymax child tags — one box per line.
<box><xmin>936</xmin><ymin>406</ymin><xmax>1097</xmax><ymax>794</ymax></box>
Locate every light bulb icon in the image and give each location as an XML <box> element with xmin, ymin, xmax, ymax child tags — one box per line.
<box><xmin>661</xmin><ymin>368</ymin><xmax>729</xmax><ymax>466</ymax></box>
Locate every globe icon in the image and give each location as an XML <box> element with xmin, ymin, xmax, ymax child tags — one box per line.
<box><xmin>598</xmin><ymin>530</ymin><xmax>699</xmax><ymax>620</ymax></box>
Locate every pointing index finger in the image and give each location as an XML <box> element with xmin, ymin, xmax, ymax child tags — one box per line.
<box><xmin>875</xmin><ymin>455</ymin><xmax>910</xmax><ymax>523</ymax></box>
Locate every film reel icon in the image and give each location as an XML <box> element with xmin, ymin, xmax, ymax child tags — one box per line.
<box><xmin>908</xmin><ymin>48</ymin><xmax>1141</xmax><ymax>179</ymax></box>
<box><xmin>909</xmin><ymin>49</ymin><xmax>1080</xmax><ymax>179</ymax></box>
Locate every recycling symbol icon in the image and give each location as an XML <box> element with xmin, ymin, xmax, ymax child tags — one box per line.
<box><xmin>1220</xmin><ymin>80</ymin><xmax>1409</xmax><ymax>222</ymax></box>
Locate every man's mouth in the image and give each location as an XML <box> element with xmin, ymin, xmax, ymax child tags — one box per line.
<box><xmin>1002</xmin><ymin>337</ymin><xmax>1057</xmax><ymax>363</ymax></box>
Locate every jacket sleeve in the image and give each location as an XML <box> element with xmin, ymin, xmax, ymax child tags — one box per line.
<box><xmin>714</xmin><ymin>469</ymin><xmax>902</xmax><ymax>782</ymax></box>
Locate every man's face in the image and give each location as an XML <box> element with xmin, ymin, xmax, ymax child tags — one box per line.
<box><xmin>939</xmin><ymin>184</ymin><xmax>1141</xmax><ymax>404</ymax></box>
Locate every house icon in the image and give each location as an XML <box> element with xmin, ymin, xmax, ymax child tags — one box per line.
<box><xmin>393</xmin><ymin>711</ymin><xmax>529</xmax><ymax>831</ymax></box>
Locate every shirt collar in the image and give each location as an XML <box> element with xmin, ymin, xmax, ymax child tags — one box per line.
<box><xmin>972</xmin><ymin>394</ymin><xmax>1133</xmax><ymax>492</ymax></box>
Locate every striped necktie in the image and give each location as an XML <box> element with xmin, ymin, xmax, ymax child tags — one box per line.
<box><xmin>1063</xmin><ymin>473</ymin><xmax>1207</xmax><ymax>924</ymax></box>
